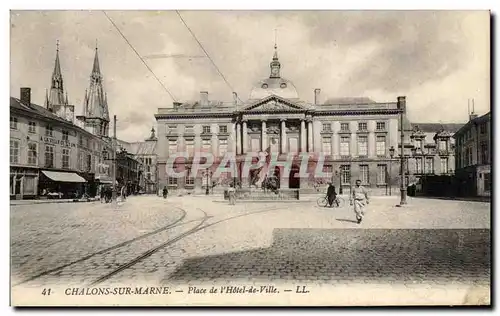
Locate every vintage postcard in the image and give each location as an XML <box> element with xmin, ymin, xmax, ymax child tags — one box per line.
<box><xmin>9</xmin><ymin>10</ymin><xmax>490</xmax><ymax>306</ymax></box>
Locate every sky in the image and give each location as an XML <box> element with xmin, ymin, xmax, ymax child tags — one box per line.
<box><xmin>10</xmin><ymin>10</ymin><xmax>490</xmax><ymax>142</ymax></box>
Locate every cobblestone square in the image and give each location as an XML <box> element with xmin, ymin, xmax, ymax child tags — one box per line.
<box><xmin>10</xmin><ymin>195</ymin><xmax>491</xmax><ymax>305</ymax></box>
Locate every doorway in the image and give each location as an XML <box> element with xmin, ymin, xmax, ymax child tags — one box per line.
<box><xmin>289</xmin><ymin>165</ymin><xmax>300</xmax><ymax>189</ymax></box>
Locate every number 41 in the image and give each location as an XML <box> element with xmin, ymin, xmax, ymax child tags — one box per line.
<box><xmin>42</xmin><ymin>288</ymin><xmax>52</xmax><ymax>295</ymax></box>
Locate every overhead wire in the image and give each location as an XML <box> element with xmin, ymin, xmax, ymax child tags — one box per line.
<box><xmin>102</xmin><ymin>11</ymin><xmax>177</xmax><ymax>102</ymax></box>
<box><xmin>175</xmin><ymin>10</ymin><xmax>243</xmax><ymax>105</ymax></box>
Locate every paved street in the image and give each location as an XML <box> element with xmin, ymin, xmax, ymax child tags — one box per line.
<box><xmin>11</xmin><ymin>195</ymin><xmax>491</xmax><ymax>305</ymax></box>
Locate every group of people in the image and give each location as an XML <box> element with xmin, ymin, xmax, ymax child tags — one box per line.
<box><xmin>98</xmin><ymin>185</ymin><xmax>128</xmax><ymax>203</ymax></box>
<box><xmin>325</xmin><ymin>180</ymin><xmax>369</xmax><ymax>224</ymax></box>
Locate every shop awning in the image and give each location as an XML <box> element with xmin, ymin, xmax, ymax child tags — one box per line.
<box><xmin>41</xmin><ymin>171</ymin><xmax>87</xmax><ymax>183</ymax></box>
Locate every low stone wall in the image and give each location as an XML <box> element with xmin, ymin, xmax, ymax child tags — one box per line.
<box><xmin>224</xmin><ymin>189</ymin><xmax>300</xmax><ymax>201</ymax></box>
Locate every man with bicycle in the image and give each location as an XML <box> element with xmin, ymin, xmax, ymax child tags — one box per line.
<box><xmin>350</xmin><ymin>179</ymin><xmax>369</xmax><ymax>224</ymax></box>
<box><xmin>326</xmin><ymin>182</ymin><xmax>337</xmax><ymax>208</ymax></box>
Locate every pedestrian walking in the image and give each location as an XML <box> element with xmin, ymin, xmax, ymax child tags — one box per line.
<box><xmin>162</xmin><ymin>186</ymin><xmax>168</xmax><ymax>199</ymax></box>
<box><xmin>350</xmin><ymin>179</ymin><xmax>369</xmax><ymax>224</ymax></box>
<box><xmin>326</xmin><ymin>182</ymin><xmax>337</xmax><ymax>207</ymax></box>
<box><xmin>228</xmin><ymin>184</ymin><xmax>236</xmax><ymax>205</ymax></box>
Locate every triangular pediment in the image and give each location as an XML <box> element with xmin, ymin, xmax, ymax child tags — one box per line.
<box><xmin>242</xmin><ymin>95</ymin><xmax>306</xmax><ymax>112</ymax></box>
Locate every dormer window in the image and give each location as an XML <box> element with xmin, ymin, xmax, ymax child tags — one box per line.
<box><xmin>261</xmin><ymin>83</ymin><xmax>268</xmax><ymax>89</ymax></box>
<box><xmin>280</xmin><ymin>83</ymin><xmax>287</xmax><ymax>88</ymax></box>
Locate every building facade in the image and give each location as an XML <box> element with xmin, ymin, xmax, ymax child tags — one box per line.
<box><xmin>10</xmin><ymin>90</ymin><xmax>111</xmax><ymax>199</ymax></box>
<box><xmin>10</xmin><ymin>43</ymin><xmax>113</xmax><ymax>200</ymax></box>
<box><xmin>116</xmin><ymin>129</ymin><xmax>158</xmax><ymax>195</ymax></box>
<box><xmin>115</xmin><ymin>148</ymin><xmax>141</xmax><ymax>195</ymax></box>
<box><xmin>453</xmin><ymin>112</ymin><xmax>491</xmax><ymax>197</ymax></box>
<box><xmin>155</xmin><ymin>45</ymin><xmax>411</xmax><ymax>195</ymax></box>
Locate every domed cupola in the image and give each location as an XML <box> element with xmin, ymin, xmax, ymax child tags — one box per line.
<box><xmin>248</xmin><ymin>42</ymin><xmax>299</xmax><ymax>100</ymax></box>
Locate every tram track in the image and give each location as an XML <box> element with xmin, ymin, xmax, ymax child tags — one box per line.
<box><xmin>87</xmin><ymin>204</ymin><xmax>297</xmax><ymax>286</ymax></box>
<box><xmin>12</xmin><ymin>205</ymin><xmax>189</xmax><ymax>287</ymax></box>
<box><xmin>14</xmin><ymin>203</ymin><xmax>299</xmax><ymax>288</ymax></box>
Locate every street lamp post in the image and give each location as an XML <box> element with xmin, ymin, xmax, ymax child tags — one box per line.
<box><xmin>398</xmin><ymin>97</ymin><xmax>407</xmax><ymax>206</ymax></box>
<box><xmin>389</xmin><ymin>146</ymin><xmax>395</xmax><ymax>196</ymax></box>
<box><xmin>205</xmin><ymin>168</ymin><xmax>211</xmax><ymax>195</ymax></box>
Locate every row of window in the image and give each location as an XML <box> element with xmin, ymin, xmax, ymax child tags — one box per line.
<box><xmin>456</xmin><ymin>123</ymin><xmax>488</xmax><ymax>146</ymax></box>
<box><xmin>11</xmin><ymin>117</ymin><xmax>102</xmax><ymax>151</ymax></box>
<box><xmin>457</xmin><ymin>142</ymin><xmax>489</xmax><ymax>168</ymax></box>
<box><xmin>168</xmin><ymin>121</ymin><xmax>388</xmax><ymax>135</ymax></box>
<box><xmin>322</xmin><ymin>135</ymin><xmax>387</xmax><ymax>156</ymax></box>
<box><xmin>168</xmin><ymin>139</ymin><xmax>229</xmax><ymax>156</ymax></box>
<box><xmin>412</xmin><ymin>139</ymin><xmax>449</xmax><ymax>152</ymax></box>
<box><xmin>322</xmin><ymin>121</ymin><xmax>386</xmax><ymax>132</ymax></box>
<box><xmin>10</xmin><ymin>139</ymin><xmax>94</xmax><ymax>170</ymax></box>
<box><xmin>168</xmin><ymin>124</ymin><xmax>228</xmax><ymax>134</ymax></box>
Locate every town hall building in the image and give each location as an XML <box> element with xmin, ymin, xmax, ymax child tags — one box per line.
<box><xmin>155</xmin><ymin>44</ymin><xmax>412</xmax><ymax>195</ymax></box>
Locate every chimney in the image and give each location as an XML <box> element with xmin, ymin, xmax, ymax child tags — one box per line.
<box><xmin>20</xmin><ymin>87</ymin><xmax>31</xmax><ymax>105</ymax></box>
<box><xmin>314</xmin><ymin>89</ymin><xmax>321</xmax><ymax>105</ymax></box>
<box><xmin>469</xmin><ymin>113</ymin><xmax>478</xmax><ymax>121</ymax></box>
<box><xmin>397</xmin><ymin>96</ymin><xmax>406</xmax><ymax>114</ymax></box>
<box><xmin>232</xmin><ymin>92</ymin><xmax>238</xmax><ymax>105</ymax></box>
<box><xmin>469</xmin><ymin>98</ymin><xmax>478</xmax><ymax>121</ymax></box>
<box><xmin>173</xmin><ymin>102</ymin><xmax>182</xmax><ymax>110</ymax></box>
<box><xmin>200</xmin><ymin>91</ymin><xmax>209</xmax><ymax>106</ymax></box>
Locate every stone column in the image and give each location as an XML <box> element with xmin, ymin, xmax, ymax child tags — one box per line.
<box><xmin>281</xmin><ymin>119</ymin><xmax>287</xmax><ymax>153</ymax></box>
<box><xmin>232</xmin><ymin>122</ymin><xmax>237</xmax><ymax>154</ymax></box>
<box><xmin>307</xmin><ymin>120</ymin><xmax>313</xmax><ymax>152</ymax></box>
<box><xmin>236</xmin><ymin>122</ymin><xmax>241</xmax><ymax>154</ymax></box>
<box><xmin>300</xmin><ymin>120</ymin><xmax>307</xmax><ymax>152</ymax></box>
<box><xmin>261</xmin><ymin>120</ymin><xmax>267</xmax><ymax>151</ymax></box>
<box><xmin>242</xmin><ymin>120</ymin><xmax>248</xmax><ymax>153</ymax></box>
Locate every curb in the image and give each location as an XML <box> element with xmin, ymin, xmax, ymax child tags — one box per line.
<box><xmin>213</xmin><ymin>200</ymin><xmax>311</xmax><ymax>204</ymax></box>
<box><xmin>10</xmin><ymin>200</ymin><xmax>99</xmax><ymax>206</ymax></box>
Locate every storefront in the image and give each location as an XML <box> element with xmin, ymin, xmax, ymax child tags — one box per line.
<box><xmin>38</xmin><ymin>170</ymin><xmax>87</xmax><ymax>199</ymax></box>
<box><xmin>10</xmin><ymin>167</ymin><xmax>39</xmax><ymax>200</ymax></box>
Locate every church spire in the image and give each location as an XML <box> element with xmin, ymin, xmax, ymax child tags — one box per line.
<box><xmin>92</xmin><ymin>43</ymin><xmax>101</xmax><ymax>78</ymax></box>
<box><xmin>52</xmin><ymin>40</ymin><xmax>63</xmax><ymax>86</ymax></box>
<box><xmin>79</xmin><ymin>41</ymin><xmax>110</xmax><ymax>138</ymax></box>
<box><xmin>47</xmin><ymin>40</ymin><xmax>65</xmax><ymax>111</ymax></box>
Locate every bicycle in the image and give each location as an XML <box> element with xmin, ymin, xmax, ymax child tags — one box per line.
<box><xmin>316</xmin><ymin>194</ymin><xmax>345</xmax><ymax>208</ymax></box>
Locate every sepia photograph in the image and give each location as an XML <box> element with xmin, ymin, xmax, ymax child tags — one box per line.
<box><xmin>8</xmin><ymin>9</ymin><xmax>491</xmax><ymax>306</ymax></box>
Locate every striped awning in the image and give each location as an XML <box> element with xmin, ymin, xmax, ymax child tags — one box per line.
<box><xmin>41</xmin><ymin>171</ymin><xmax>87</xmax><ymax>183</ymax></box>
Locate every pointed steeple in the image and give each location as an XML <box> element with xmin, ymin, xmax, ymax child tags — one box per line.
<box><xmin>52</xmin><ymin>40</ymin><xmax>63</xmax><ymax>88</ymax></box>
<box><xmin>47</xmin><ymin>40</ymin><xmax>66</xmax><ymax>112</ymax></box>
<box><xmin>91</xmin><ymin>43</ymin><xmax>102</xmax><ymax>83</ymax></box>
<box><xmin>79</xmin><ymin>41</ymin><xmax>110</xmax><ymax>138</ymax></box>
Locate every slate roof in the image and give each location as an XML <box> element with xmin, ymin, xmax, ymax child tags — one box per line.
<box><xmin>323</xmin><ymin>97</ymin><xmax>376</xmax><ymax>105</ymax></box>
<box><xmin>411</xmin><ymin>123</ymin><xmax>464</xmax><ymax>133</ymax></box>
<box><xmin>10</xmin><ymin>97</ymin><xmax>97</xmax><ymax>139</ymax></box>
<box><xmin>117</xmin><ymin>139</ymin><xmax>156</xmax><ymax>156</ymax></box>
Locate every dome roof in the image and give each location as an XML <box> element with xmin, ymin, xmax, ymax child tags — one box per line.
<box><xmin>249</xmin><ymin>77</ymin><xmax>299</xmax><ymax>100</ymax></box>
